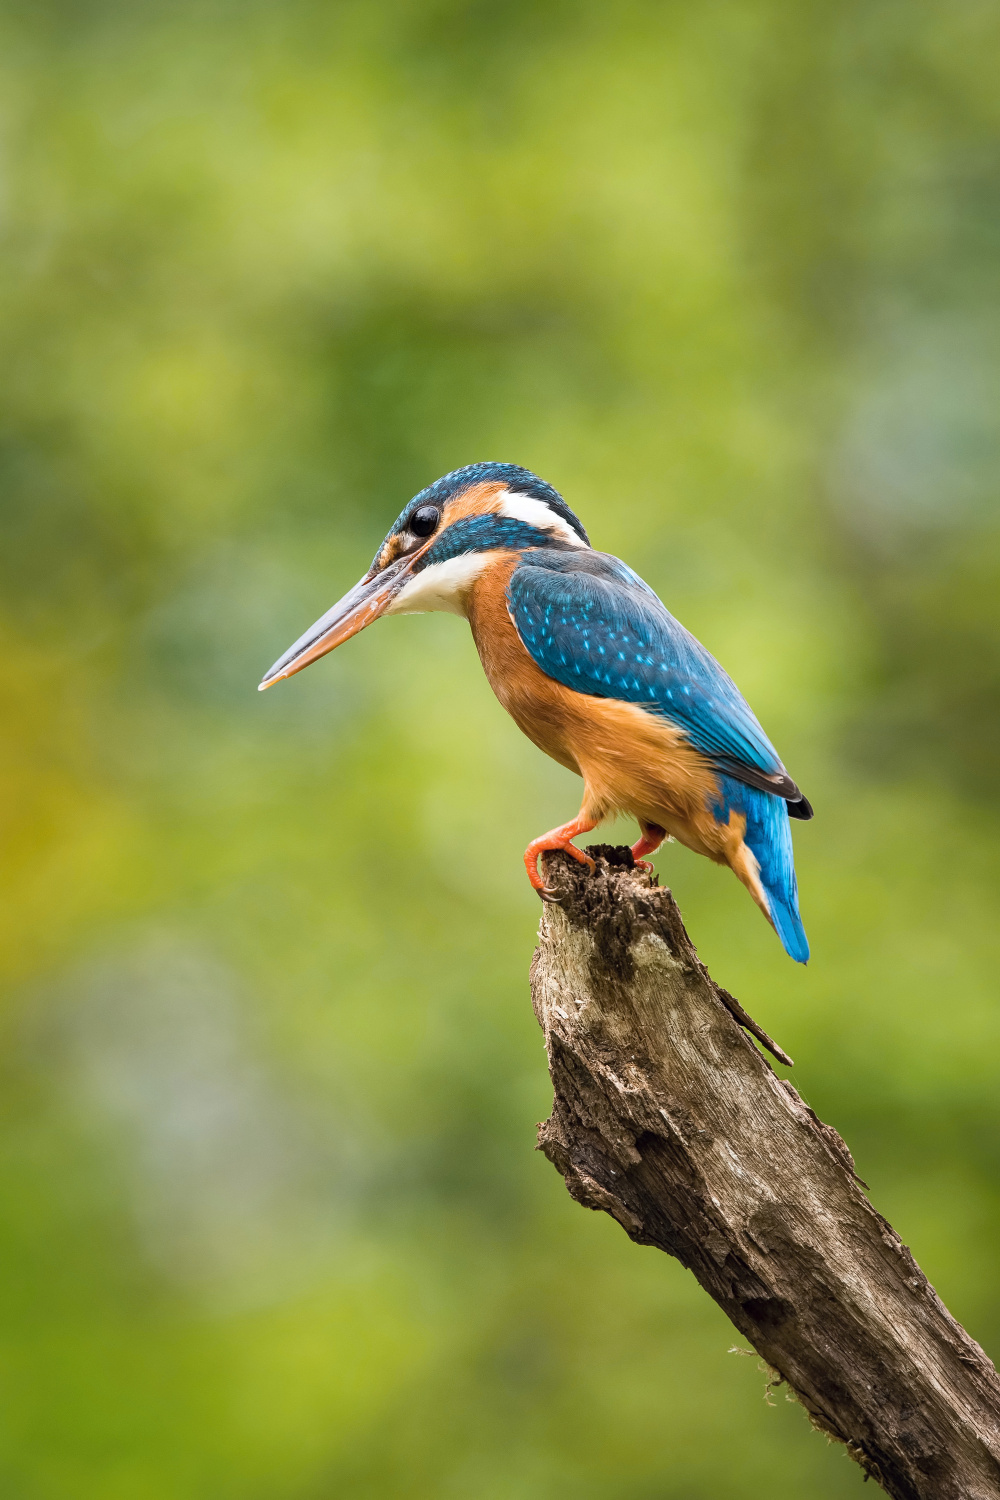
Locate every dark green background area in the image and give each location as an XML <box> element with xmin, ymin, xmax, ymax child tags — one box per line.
<box><xmin>0</xmin><ymin>1</ymin><xmax>998</xmax><ymax>1494</ymax></box>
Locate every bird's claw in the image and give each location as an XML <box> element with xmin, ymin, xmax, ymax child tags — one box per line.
<box><xmin>525</xmin><ymin>816</ymin><xmax>600</xmax><ymax>899</ymax></box>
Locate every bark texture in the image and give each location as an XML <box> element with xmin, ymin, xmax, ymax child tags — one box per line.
<box><xmin>531</xmin><ymin>846</ymin><xmax>1000</xmax><ymax>1500</ymax></box>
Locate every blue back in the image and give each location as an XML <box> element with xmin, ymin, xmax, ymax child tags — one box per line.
<box><xmin>507</xmin><ymin>550</ymin><xmax>786</xmax><ymax>777</ymax></box>
<box><xmin>507</xmin><ymin>549</ymin><xmax>810</xmax><ymax>962</ymax></box>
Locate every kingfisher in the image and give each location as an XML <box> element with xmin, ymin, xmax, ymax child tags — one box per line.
<box><xmin>260</xmin><ymin>463</ymin><xmax>812</xmax><ymax>962</ymax></box>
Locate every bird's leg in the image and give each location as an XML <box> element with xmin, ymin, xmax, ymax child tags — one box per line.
<box><xmin>631</xmin><ymin>822</ymin><xmax>667</xmax><ymax>874</ymax></box>
<box><xmin>525</xmin><ymin>813</ymin><xmax>599</xmax><ymax>900</ymax></box>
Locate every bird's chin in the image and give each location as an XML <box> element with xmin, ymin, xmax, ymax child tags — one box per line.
<box><xmin>384</xmin><ymin>552</ymin><xmax>490</xmax><ymax>619</ymax></box>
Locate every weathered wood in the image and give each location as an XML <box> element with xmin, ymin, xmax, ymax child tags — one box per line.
<box><xmin>531</xmin><ymin>846</ymin><xmax>1000</xmax><ymax>1500</ymax></box>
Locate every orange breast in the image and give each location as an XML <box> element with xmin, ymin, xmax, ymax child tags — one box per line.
<box><xmin>465</xmin><ymin>555</ymin><xmax>745</xmax><ymax>868</ymax></box>
<box><xmin>466</xmin><ymin>553</ymin><xmax>584</xmax><ymax>775</ymax></box>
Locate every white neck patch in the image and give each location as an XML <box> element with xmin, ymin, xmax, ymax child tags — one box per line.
<box><xmin>385</xmin><ymin>551</ymin><xmax>491</xmax><ymax>618</ymax></box>
<box><xmin>497</xmin><ymin>490</ymin><xmax>588</xmax><ymax>548</ymax></box>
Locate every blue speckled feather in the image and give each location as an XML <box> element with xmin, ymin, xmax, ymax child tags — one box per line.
<box><xmin>507</xmin><ymin>550</ymin><xmax>809</xmax><ymax>961</ymax></box>
<box><xmin>507</xmin><ymin>550</ymin><xmax>786</xmax><ymax>781</ymax></box>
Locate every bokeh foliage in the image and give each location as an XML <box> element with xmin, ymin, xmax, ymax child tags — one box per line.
<box><xmin>1</xmin><ymin>0</ymin><xmax>999</xmax><ymax>1494</ymax></box>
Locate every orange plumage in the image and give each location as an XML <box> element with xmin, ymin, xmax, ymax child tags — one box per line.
<box><xmin>466</xmin><ymin>555</ymin><xmax>771</xmax><ymax>920</ymax></box>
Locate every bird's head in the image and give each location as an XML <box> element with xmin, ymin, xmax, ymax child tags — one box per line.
<box><xmin>259</xmin><ymin>462</ymin><xmax>589</xmax><ymax>689</ymax></box>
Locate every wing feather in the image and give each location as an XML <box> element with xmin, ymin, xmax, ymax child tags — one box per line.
<box><xmin>507</xmin><ymin>550</ymin><xmax>811</xmax><ymax>812</ymax></box>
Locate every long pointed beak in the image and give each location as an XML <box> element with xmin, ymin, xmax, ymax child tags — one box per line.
<box><xmin>258</xmin><ymin>568</ymin><xmax>397</xmax><ymax>691</ymax></box>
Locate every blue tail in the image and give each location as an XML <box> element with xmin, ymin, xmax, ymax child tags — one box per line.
<box><xmin>715</xmin><ymin>777</ymin><xmax>810</xmax><ymax>963</ymax></box>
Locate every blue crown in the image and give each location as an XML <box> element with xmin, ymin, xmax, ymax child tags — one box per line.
<box><xmin>393</xmin><ymin>463</ymin><xmax>590</xmax><ymax>545</ymax></box>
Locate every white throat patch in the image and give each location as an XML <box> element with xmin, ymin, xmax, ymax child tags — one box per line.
<box><xmin>386</xmin><ymin>551</ymin><xmax>491</xmax><ymax>618</ymax></box>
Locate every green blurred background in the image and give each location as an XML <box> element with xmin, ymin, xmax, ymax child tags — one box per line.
<box><xmin>1</xmin><ymin>0</ymin><xmax>999</xmax><ymax>1494</ymax></box>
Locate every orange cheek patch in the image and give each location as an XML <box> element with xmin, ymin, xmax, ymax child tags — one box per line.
<box><xmin>442</xmin><ymin>482</ymin><xmax>507</xmax><ymax>525</ymax></box>
<box><xmin>378</xmin><ymin>534</ymin><xmax>407</xmax><ymax>569</ymax></box>
<box><xmin>377</xmin><ymin>483</ymin><xmax>506</xmax><ymax>572</ymax></box>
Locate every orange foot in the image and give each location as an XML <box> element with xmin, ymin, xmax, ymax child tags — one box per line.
<box><xmin>525</xmin><ymin>814</ymin><xmax>599</xmax><ymax>901</ymax></box>
<box><xmin>631</xmin><ymin>822</ymin><xmax>667</xmax><ymax>874</ymax></box>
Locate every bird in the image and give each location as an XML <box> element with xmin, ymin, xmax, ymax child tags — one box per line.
<box><xmin>260</xmin><ymin>463</ymin><xmax>812</xmax><ymax>962</ymax></box>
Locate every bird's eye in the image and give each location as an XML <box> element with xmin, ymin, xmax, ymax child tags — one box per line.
<box><xmin>410</xmin><ymin>505</ymin><xmax>440</xmax><ymax>539</ymax></box>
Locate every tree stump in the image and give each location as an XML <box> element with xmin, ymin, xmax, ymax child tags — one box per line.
<box><xmin>531</xmin><ymin>847</ymin><xmax>1000</xmax><ymax>1500</ymax></box>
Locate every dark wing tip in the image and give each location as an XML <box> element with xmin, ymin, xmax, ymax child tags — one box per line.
<box><xmin>760</xmin><ymin>771</ymin><xmax>814</xmax><ymax>819</ymax></box>
<box><xmin>713</xmin><ymin>760</ymin><xmax>813</xmax><ymax>817</ymax></box>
